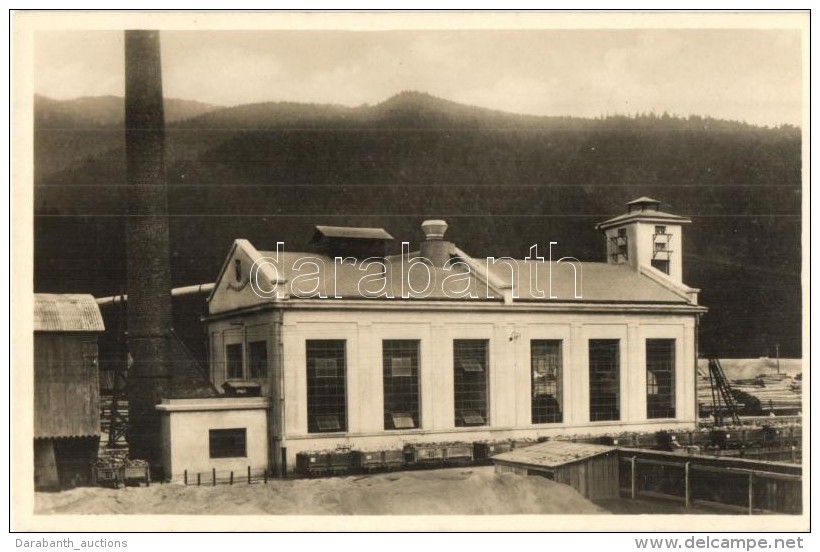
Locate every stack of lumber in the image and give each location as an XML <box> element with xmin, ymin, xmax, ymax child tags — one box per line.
<box><xmin>697</xmin><ymin>366</ymin><xmax>802</xmax><ymax>413</ymax></box>
<box><xmin>732</xmin><ymin>373</ymin><xmax>802</xmax><ymax>411</ymax></box>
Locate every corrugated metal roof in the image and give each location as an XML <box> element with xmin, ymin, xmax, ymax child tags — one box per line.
<box><xmin>493</xmin><ymin>441</ymin><xmax>615</xmax><ymax>468</ymax></box>
<box><xmin>313</xmin><ymin>225</ymin><xmax>394</xmax><ymax>241</ymax></box>
<box><xmin>34</xmin><ymin>294</ymin><xmax>105</xmax><ymax>332</ymax></box>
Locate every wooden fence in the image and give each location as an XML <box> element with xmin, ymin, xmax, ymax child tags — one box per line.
<box><xmin>182</xmin><ymin>466</ymin><xmax>271</xmax><ymax>486</ymax></box>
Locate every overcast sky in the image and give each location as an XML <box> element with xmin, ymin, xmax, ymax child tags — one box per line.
<box><xmin>34</xmin><ymin>29</ymin><xmax>802</xmax><ymax>126</ymax></box>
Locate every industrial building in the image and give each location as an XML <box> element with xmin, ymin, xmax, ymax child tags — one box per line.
<box><xmin>34</xmin><ymin>294</ymin><xmax>105</xmax><ymax>490</ymax></box>
<box><xmin>157</xmin><ymin>197</ymin><xmax>707</xmax><ymax>480</ymax></box>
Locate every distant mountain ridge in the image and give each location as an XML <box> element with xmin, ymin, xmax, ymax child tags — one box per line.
<box><xmin>32</xmin><ymin>91</ymin><xmax>803</xmax><ymax>358</ymax></box>
<box><xmin>37</xmin><ymin>90</ymin><xmax>788</xmax><ymax>131</ymax></box>
<box><xmin>34</xmin><ymin>90</ymin><xmax>791</xmax><ymax>178</ymax></box>
<box><xmin>34</xmin><ymin>94</ymin><xmax>221</xmax><ymax>127</ymax></box>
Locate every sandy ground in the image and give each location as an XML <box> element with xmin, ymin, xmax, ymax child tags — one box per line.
<box><xmin>35</xmin><ymin>466</ymin><xmax>608</xmax><ymax>515</ymax></box>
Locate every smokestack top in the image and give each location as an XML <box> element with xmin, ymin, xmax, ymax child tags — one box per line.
<box><xmin>421</xmin><ymin>219</ymin><xmax>448</xmax><ymax>241</ymax></box>
<box><xmin>125</xmin><ymin>30</ymin><xmax>165</xmax><ymax>131</ymax></box>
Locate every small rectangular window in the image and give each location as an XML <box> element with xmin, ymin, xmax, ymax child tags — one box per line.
<box><xmin>209</xmin><ymin>428</ymin><xmax>247</xmax><ymax>458</ymax></box>
<box><xmin>226</xmin><ymin>343</ymin><xmax>243</xmax><ymax>380</ymax></box>
<box><xmin>454</xmin><ymin>339</ymin><xmax>489</xmax><ymax>427</ymax></box>
<box><xmin>655</xmin><ymin>225</ymin><xmax>667</xmax><ymax>235</ymax></box>
<box><xmin>655</xmin><ymin>242</ymin><xmax>667</xmax><ymax>251</ymax></box>
<box><xmin>248</xmin><ymin>340</ymin><xmax>268</xmax><ymax>379</ymax></box>
<box><xmin>618</xmin><ymin>228</ymin><xmax>627</xmax><ymax>237</ymax></box>
<box><xmin>651</xmin><ymin>259</ymin><xmax>670</xmax><ymax>275</ymax></box>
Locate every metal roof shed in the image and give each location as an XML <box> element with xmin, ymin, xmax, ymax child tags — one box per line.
<box><xmin>34</xmin><ymin>294</ymin><xmax>105</xmax><ymax>439</ymax></box>
<box><xmin>34</xmin><ymin>294</ymin><xmax>105</xmax><ymax>489</ymax></box>
<box><xmin>492</xmin><ymin>441</ymin><xmax>619</xmax><ymax>500</ymax></box>
<box><xmin>34</xmin><ymin>293</ymin><xmax>106</xmax><ymax>333</ymax></box>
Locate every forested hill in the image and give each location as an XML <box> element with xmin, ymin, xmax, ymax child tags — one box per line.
<box><xmin>33</xmin><ymin>91</ymin><xmax>802</xmax><ymax>357</ymax></box>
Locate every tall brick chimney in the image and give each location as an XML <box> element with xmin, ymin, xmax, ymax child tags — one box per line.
<box><xmin>124</xmin><ymin>30</ymin><xmax>173</xmax><ymax>469</ymax></box>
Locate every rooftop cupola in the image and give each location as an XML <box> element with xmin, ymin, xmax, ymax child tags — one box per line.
<box><xmin>596</xmin><ymin>198</ymin><xmax>691</xmax><ymax>284</ymax></box>
<box><xmin>626</xmin><ymin>196</ymin><xmax>662</xmax><ymax>213</ymax></box>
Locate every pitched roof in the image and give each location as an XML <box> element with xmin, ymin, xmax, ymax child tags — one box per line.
<box><xmin>493</xmin><ymin>441</ymin><xmax>616</xmax><ymax>468</ymax></box>
<box><xmin>252</xmin><ymin>251</ymin><xmax>691</xmax><ymax>304</ymax></box>
<box><xmin>312</xmin><ymin>225</ymin><xmax>394</xmax><ymax>241</ymax></box>
<box><xmin>257</xmin><ymin>251</ymin><xmax>496</xmax><ymax>300</ymax></box>
<box><xmin>34</xmin><ymin>294</ymin><xmax>105</xmax><ymax>332</ymax></box>
<box><xmin>486</xmin><ymin>259</ymin><xmax>689</xmax><ymax>303</ymax></box>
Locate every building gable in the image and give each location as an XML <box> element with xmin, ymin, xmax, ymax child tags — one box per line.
<box><xmin>208</xmin><ymin>239</ymin><xmax>282</xmax><ymax>315</ymax></box>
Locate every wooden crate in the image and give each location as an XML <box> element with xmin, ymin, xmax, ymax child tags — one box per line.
<box><xmin>612</xmin><ymin>434</ymin><xmax>638</xmax><ymax>447</ymax></box>
<box><xmin>443</xmin><ymin>445</ymin><xmax>473</xmax><ymax>464</ymax></box>
<box><xmin>296</xmin><ymin>452</ymin><xmax>331</xmax><ymax>476</ymax></box>
<box><xmin>672</xmin><ymin>431</ymin><xmax>694</xmax><ymax>446</ymax></box>
<box><xmin>413</xmin><ymin>445</ymin><xmax>445</xmax><ymax>465</ymax></box>
<box><xmin>635</xmin><ymin>433</ymin><xmax>658</xmax><ymax>447</ymax></box>
<box><xmin>353</xmin><ymin>451</ymin><xmax>381</xmax><ymax>470</ymax></box>
<box><xmin>690</xmin><ymin>432</ymin><xmax>712</xmax><ymax>446</ymax></box>
<box><xmin>742</xmin><ymin>427</ymin><xmax>765</xmax><ymax>444</ymax></box>
<box><xmin>706</xmin><ymin>429</ymin><xmax>746</xmax><ymax>449</ymax></box>
<box><xmin>353</xmin><ymin>450</ymin><xmax>405</xmax><ymax>471</ymax></box>
<box><xmin>327</xmin><ymin>451</ymin><xmax>355</xmax><ymax>474</ymax></box>
<box><xmin>296</xmin><ymin>451</ymin><xmax>355</xmax><ymax>476</ymax></box>
<box><xmin>473</xmin><ymin>442</ymin><xmax>514</xmax><ymax>463</ymax></box>
<box><xmin>92</xmin><ymin>466</ymin><xmax>121</xmax><ymax>488</ymax></box>
<box><xmin>122</xmin><ymin>465</ymin><xmax>150</xmax><ymax>486</ymax></box>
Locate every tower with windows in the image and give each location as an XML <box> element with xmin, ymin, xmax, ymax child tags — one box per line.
<box><xmin>596</xmin><ymin>197</ymin><xmax>691</xmax><ymax>283</ymax></box>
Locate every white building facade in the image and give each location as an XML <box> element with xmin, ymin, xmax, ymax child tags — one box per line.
<box><xmin>195</xmin><ymin>199</ymin><xmax>706</xmax><ymax>476</ymax></box>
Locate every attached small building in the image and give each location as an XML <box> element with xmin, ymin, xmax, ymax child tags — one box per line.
<box><xmin>34</xmin><ymin>294</ymin><xmax>105</xmax><ymax>490</ymax></box>
<box><xmin>163</xmin><ymin>198</ymin><xmax>705</xmax><ymax>479</ymax></box>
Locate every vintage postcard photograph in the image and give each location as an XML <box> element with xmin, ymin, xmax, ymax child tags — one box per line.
<box><xmin>10</xmin><ymin>10</ymin><xmax>809</xmax><ymax>533</ymax></box>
